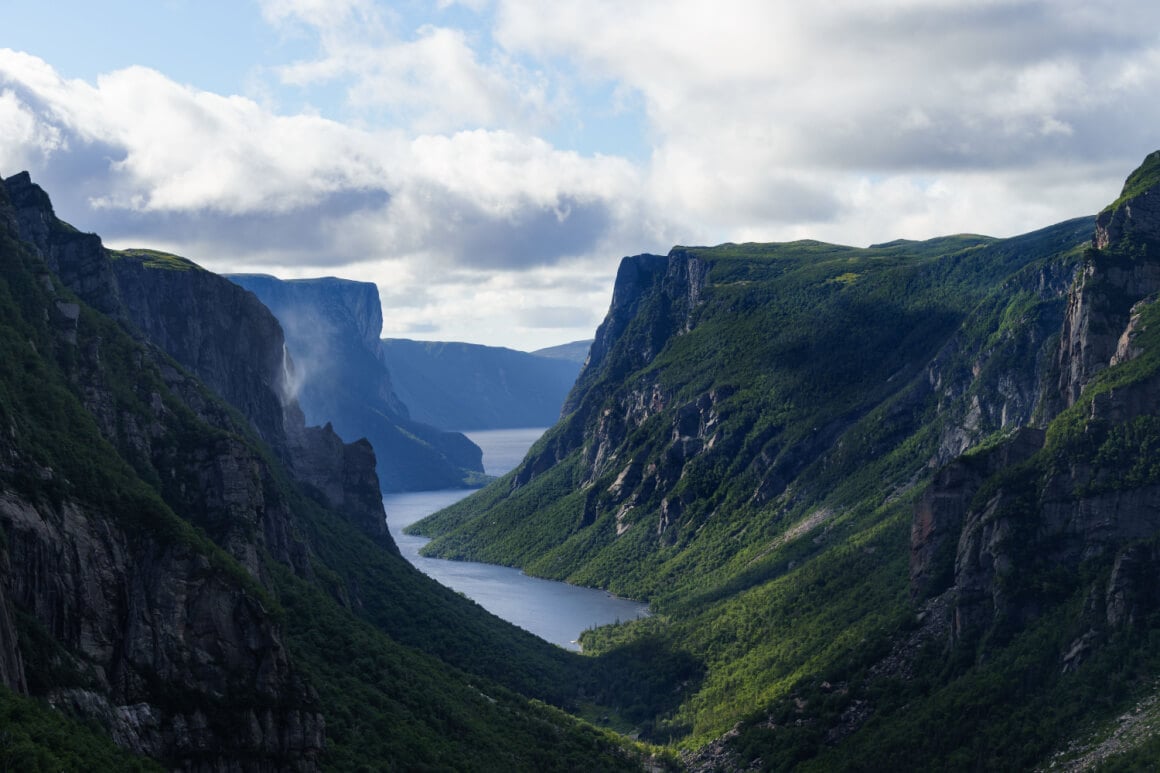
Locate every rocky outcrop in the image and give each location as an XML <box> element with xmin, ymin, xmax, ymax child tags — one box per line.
<box><xmin>3</xmin><ymin>172</ymin><xmax>122</xmax><ymax>316</ymax></box>
<box><xmin>111</xmin><ymin>254</ymin><xmax>292</xmax><ymax>454</ymax></box>
<box><xmin>1</xmin><ymin>492</ymin><xmax>324</xmax><ymax>767</ymax></box>
<box><xmin>915</xmin><ymin>152</ymin><xmax>1160</xmax><ymax>651</ymax></box>
<box><xmin>284</xmin><ymin>417</ymin><xmax>390</xmax><ymax>544</ymax></box>
<box><xmin>1056</xmin><ymin>153</ymin><xmax>1160</xmax><ymax>408</ymax></box>
<box><xmin>1093</xmin><ymin>151</ymin><xmax>1160</xmax><ymax>251</ymax></box>
<box><xmin>910</xmin><ymin>427</ymin><xmax>1045</xmax><ymax>603</ymax></box>
<box><xmin>927</xmin><ymin>244</ymin><xmax>1082</xmax><ymax>464</ymax></box>
<box><xmin>950</xmin><ymin>376</ymin><xmax>1160</xmax><ymax>646</ymax></box>
<box><xmin>1055</xmin><ymin>257</ymin><xmax>1160</xmax><ymax>409</ymax></box>
<box><xmin>564</xmin><ymin>251</ymin><xmax>708</xmax><ymax>417</ymax></box>
<box><xmin>0</xmin><ymin>555</ymin><xmax>26</xmax><ymax>692</ymax></box>
<box><xmin>511</xmin><ymin>250</ymin><xmax>709</xmax><ymax>491</ymax></box>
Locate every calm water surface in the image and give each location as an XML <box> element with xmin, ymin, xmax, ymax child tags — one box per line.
<box><xmin>384</xmin><ymin>427</ymin><xmax>648</xmax><ymax>650</ymax></box>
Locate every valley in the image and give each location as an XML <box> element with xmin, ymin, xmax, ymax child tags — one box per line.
<box><xmin>5</xmin><ymin>151</ymin><xmax>1160</xmax><ymax>770</ymax></box>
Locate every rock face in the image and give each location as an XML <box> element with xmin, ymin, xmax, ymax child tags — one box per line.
<box><xmin>909</xmin><ymin>427</ymin><xmax>1045</xmax><ymax>603</ymax></box>
<box><xmin>1</xmin><ymin>492</ymin><xmax>324</xmax><ymax>766</ymax></box>
<box><xmin>0</xmin><ymin>173</ymin><xmax>343</xmax><ymax>769</ymax></box>
<box><xmin>110</xmin><ymin>252</ymin><xmax>292</xmax><ymax>453</ymax></box>
<box><xmin>911</xmin><ymin>152</ymin><xmax>1160</xmax><ymax>654</ymax></box>
<box><xmin>3</xmin><ymin>171</ymin><xmax>122</xmax><ymax>317</ymax></box>
<box><xmin>514</xmin><ymin>250</ymin><xmax>709</xmax><ymax>488</ymax></box>
<box><xmin>110</xmin><ymin>255</ymin><xmax>389</xmax><ymax>547</ymax></box>
<box><xmin>229</xmin><ymin>274</ymin><xmax>483</xmax><ymax>492</ymax></box>
<box><xmin>563</xmin><ymin>251</ymin><xmax>707</xmax><ymax>418</ymax></box>
<box><xmin>923</xmin><ymin>241</ymin><xmax>1082</xmax><ymax>464</ymax></box>
<box><xmin>380</xmin><ymin>338</ymin><xmax>582</xmax><ymax>430</ymax></box>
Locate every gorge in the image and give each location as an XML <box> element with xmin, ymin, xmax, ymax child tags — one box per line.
<box><xmin>6</xmin><ymin>150</ymin><xmax>1160</xmax><ymax>770</ymax></box>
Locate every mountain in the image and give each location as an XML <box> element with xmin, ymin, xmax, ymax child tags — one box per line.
<box><xmin>532</xmin><ymin>339</ymin><xmax>593</xmax><ymax>365</ymax></box>
<box><xmin>0</xmin><ymin>172</ymin><xmax>664</xmax><ymax>771</ymax></box>
<box><xmin>411</xmin><ymin>153</ymin><xmax>1160</xmax><ymax>767</ymax></box>
<box><xmin>227</xmin><ymin>274</ymin><xmax>484</xmax><ymax>492</ymax></box>
<box><xmin>380</xmin><ymin>338</ymin><xmax>583</xmax><ymax>430</ymax></box>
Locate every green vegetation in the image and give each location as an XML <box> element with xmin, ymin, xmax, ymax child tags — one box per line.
<box><xmin>273</xmin><ymin>561</ymin><xmax>660</xmax><ymax>771</ymax></box>
<box><xmin>0</xmin><ymin>686</ymin><xmax>161</xmax><ymax>772</ymax></box>
<box><xmin>405</xmin><ymin>201</ymin><xmax>1160</xmax><ymax>767</ymax></box>
<box><xmin>414</xmin><ymin>220</ymin><xmax>1091</xmax><ymax>611</ymax></box>
<box><xmin>1101</xmin><ymin>149</ymin><xmax>1160</xmax><ymax>214</ymax></box>
<box><xmin>13</xmin><ymin>155</ymin><xmax>1160</xmax><ymax>770</ymax></box>
<box><xmin>108</xmin><ymin>248</ymin><xmax>199</xmax><ymax>271</ymax></box>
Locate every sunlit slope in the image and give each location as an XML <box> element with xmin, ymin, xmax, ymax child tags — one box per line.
<box><xmin>413</xmin><ymin>221</ymin><xmax>1091</xmax><ymax>605</ymax></box>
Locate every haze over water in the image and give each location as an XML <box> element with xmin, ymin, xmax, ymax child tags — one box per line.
<box><xmin>384</xmin><ymin>427</ymin><xmax>649</xmax><ymax>650</ymax></box>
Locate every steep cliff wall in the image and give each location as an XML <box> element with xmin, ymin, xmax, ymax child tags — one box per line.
<box><xmin>412</xmin><ymin>231</ymin><xmax>1094</xmax><ymax>608</ymax></box>
<box><xmin>110</xmin><ymin>252</ymin><xmax>292</xmax><ymax>453</ymax></box>
<box><xmin>109</xmin><ymin>254</ymin><xmax>388</xmax><ymax>546</ymax></box>
<box><xmin>0</xmin><ymin>177</ymin><xmax>326</xmax><ymax>769</ymax></box>
<box><xmin>3</xmin><ymin>171</ymin><xmax>122</xmax><ymax>317</ymax></box>
<box><xmin>229</xmin><ymin>274</ymin><xmax>483</xmax><ymax>492</ymax></box>
<box><xmin>911</xmin><ymin>152</ymin><xmax>1160</xmax><ymax>657</ymax></box>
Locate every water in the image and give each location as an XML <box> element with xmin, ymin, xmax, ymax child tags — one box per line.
<box><xmin>384</xmin><ymin>427</ymin><xmax>649</xmax><ymax>650</ymax></box>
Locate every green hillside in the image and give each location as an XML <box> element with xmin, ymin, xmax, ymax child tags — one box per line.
<box><xmin>411</xmin><ymin>153</ymin><xmax>1160</xmax><ymax>767</ymax></box>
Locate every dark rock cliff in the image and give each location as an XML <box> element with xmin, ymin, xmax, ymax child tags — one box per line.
<box><xmin>512</xmin><ymin>250</ymin><xmax>707</xmax><ymax>490</ymax></box>
<box><xmin>3</xmin><ymin>171</ymin><xmax>123</xmax><ymax>317</ymax></box>
<box><xmin>912</xmin><ymin>152</ymin><xmax>1160</xmax><ymax>657</ymax></box>
<box><xmin>0</xmin><ymin>173</ymin><xmax>355</xmax><ymax>770</ymax></box>
<box><xmin>563</xmin><ymin>251</ymin><xmax>706</xmax><ymax>418</ymax></box>
<box><xmin>109</xmin><ymin>255</ymin><xmax>389</xmax><ymax>547</ymax></box>
<box><xmin>110</xmin><ymin>252</ymin><xmax>292</xmax><ymax>453</ymax></box>
<box><xmin>4</xmin><ymin>174</ymin><xmax>389</xmax><ymax>550</ymax></box>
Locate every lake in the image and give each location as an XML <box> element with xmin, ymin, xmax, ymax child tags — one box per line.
<box><xmin>384</xmin><ymin>427</ymin><xmax>649</xmax><ymax>651</ymax></box>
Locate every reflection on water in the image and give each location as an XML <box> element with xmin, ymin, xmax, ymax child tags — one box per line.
<box><xmin>385</xmin><ymin>428</ymin><xmax>648</xmax><ymax>650</ymax></box>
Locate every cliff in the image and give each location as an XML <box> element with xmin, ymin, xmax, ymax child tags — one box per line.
<box><xmin>0</xmin><ymin>173</ymin><xmax>326</xmax><ymax>770</ymax></box>
<box><xmin>229</xmin><ymin>274</ymin><xmax>484</xmax><ymax>491</ymax></box>
<box><xmin>109</xmin><ymin>254</ymin><xmax>389</xmax><ymax>546</ymax></box>
<box><xmin>913</xmin><ymin>153</ymin><xmax>1160</xmax><ymax>657</ymax></box>
<box><xmin>380</xmin><ymin>338</ymin><xmax>582</xmax><ymax>430</ymax></box>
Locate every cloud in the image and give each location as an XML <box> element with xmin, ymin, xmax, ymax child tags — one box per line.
<box><xmin>494</xmin><ymin>0</ymin><xmax>1160</xmax><ymax>238</ymax></box>
<box><xmin>0</xmin><ymin>49</ymin><xmax>660</xmax><ymax>273</ymax></box>
<box><xmin>515</xmin><ymin>305</ymin><xmax>600</xmax><ymax>329</ymax></box>
<box><xmin>4</xmin><ymin>1</ymin><xmax>1160</xmax><ymax>349</ymax></box>
<box><xmin>260</xmin><ymin>0</ymin><xmax>556</xmax><ymax>134</ymax></box>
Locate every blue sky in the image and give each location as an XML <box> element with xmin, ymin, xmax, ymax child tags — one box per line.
<box><xmin>3</xmin><ymin>0</ymin><xmax>1160</xmax><ymax>349</ymax></box>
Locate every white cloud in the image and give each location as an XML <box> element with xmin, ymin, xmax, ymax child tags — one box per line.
<box><xmin>260</xmin><ymin>0</ymin><xmax>554</xmax><ymax>134</ymax></box>
<box><xmin>0</xmin><ymin>48</ymin><xmax>664</xmax><ymax>347</ymax></box>
<box><xmin>494</xmin><ymin>0</ymin><xmax>1160</xmax><ymax>240</ymax></box>
<box><xmin>4</xmin><ymin>0</ymin><xmax>1160</xmax><ymax>349</ymax></box>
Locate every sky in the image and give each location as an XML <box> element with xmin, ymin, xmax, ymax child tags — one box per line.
<box><xmin>2</xmin><ymin>1</ymin><xmax>1159</xmax><ymax>351</ymax></box>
